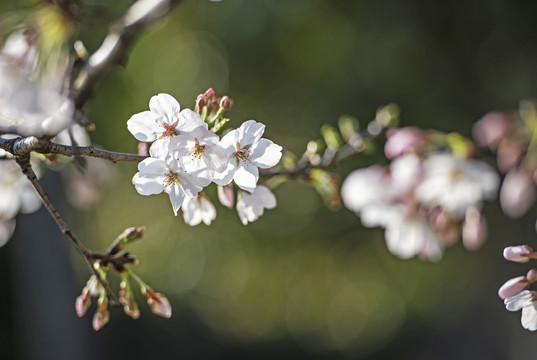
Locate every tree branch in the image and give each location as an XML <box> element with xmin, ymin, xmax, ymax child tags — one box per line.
<box><xmin>15</xmin><ymin>156</ymin><xmax>120</xmax><ymax>305</ymax></box>
<box><xmin>40</xmin><ymin>142</ymin><xmax>147</xmax><ymax>163</ymax></box>
<box><xmin>72</xmin><ymin>0</ymin><xmax>184</xmax><ymax>111</ymax></box>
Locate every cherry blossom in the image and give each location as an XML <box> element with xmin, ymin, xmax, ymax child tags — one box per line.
<box><xmin>171</xmin><ymin>125</ymin><xmax>227</xmax><ymax>185</ymax></box>
<box><xmin>127</xmin><ymin>93</ymin><xmax>207</xmax><ymax>158</ymax></box>
<box><xmin>236</xmin><ymin>185</ymin><xmax>276</xmax><ymax>225</ymax></box>
<box><xmin>181</xmin><ymin>194</ymin><xmax>217</xmax><ymax>226</ymax></box>
<box><xmin>214</xmin><ymin>120</ymin><xmax>282</xmax><ymax>192</ymax></box>
<box><xmin>415</xmin><ymin>153</ymin><xmax>499</xmax><ymax>216</ymax></box>
<box><xmin>132</xmin><ymin>157</ymin><xmax>203</xmax><ymax>215</ymax></box>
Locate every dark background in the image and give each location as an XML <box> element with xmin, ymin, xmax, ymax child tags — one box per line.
<box><xmin>2</xmin><ymin>0</ymin><xmax>537</xmax><ymax>359</ymax></box>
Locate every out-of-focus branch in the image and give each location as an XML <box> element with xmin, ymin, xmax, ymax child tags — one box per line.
<box><xmin>15</xmin><ymin>155</ymin><xmax>120</xmax><ymax>305</ymax></box>
<box><xmin>71</xmin><ymin>0</ymin><xmax>183</xmax><ymax>111</ymax></box>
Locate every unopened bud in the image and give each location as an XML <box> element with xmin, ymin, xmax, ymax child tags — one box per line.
<box><xmin>504</xmin><ymin>245</ymin><xmax>533</xmax><ymax>263</ymax></box>
<box><xmin>75</xmin><ymin>290</ymin><xmax>91</xmax><ymax>318</ymax></box>
<box><xmin>119</xmin><ymin>280</ymin><xmax>140</xmax><ymax>319</ymax></box>
<box><xmin>462</xmin><ymin>207</ymin><xmax>487</xmax><ymax>251</ymax></box>
<box><xmin>527</xmin><ymin>269</ymin><xmax>537</xmax><ymax>283</ymax></box>
<box><xmin>92</xmin><ymin>299</ymin><xmax>110</xmax><ymax>331</ymax></box>
<box><xmin>204</xmin><ymin>88</ymin><xmax>215</xmax><ymax>98</ymax></box>
<box><xmin>384</xmin><ymin>127</ymin><xmax>427</xmax><ymax>159</ymax></box>
<box><xmin>144</xmin><ymin>289</ymin><xmax>172</xmax><ymax>318</ymax></box>
<box><xmin>500</xmin><ymin>168</ymin><xmax>536</xmax><ymax>218</ymax></box>
<box><xmin>498</xmin><ymin>276</ymin><xmax>530</xmax><ymax>299</ymax></box>
<box><xmin>217</xmin><ymin>184</ymin><xmax>234</xmax><ymax>209</ymax></box>
<box><xmin>219</xmin><ymin>96</ymin><xmax>233</xmax><ymax>113</ymax></box>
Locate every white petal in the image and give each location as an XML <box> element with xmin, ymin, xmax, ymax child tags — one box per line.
<box><xmin>127</xmin><ymin>111</ymin><xmax>160</xmax><ymax>141</ymax></box>
<box><xmin>178</xmin><ymin>173</ymin><xmax>204</xmax><ymax>197</ymax></box>
<box><xmin>234</xmin><ymin>161</ymin><xmax>259</xmax><ymax>192</ymax></box>
<box><xmin>251</xmin><ymin>139</ymin><xmax>282</xmax><ymax>169</ymax></box>
<box><xmin>238</xmin><ymin>120</ymin><xmax>265</xmax><ymax>147</ymax></box>
<box><xmin>149</xmin><ymin>93</ymin><xmax>180</xmax><ymax>122</ymax></box>
<box><xmin>522</xmin><ymin>302</ymin><xmax>537</xmax><ymax>331</ymax></box>
<box><xmin>132</xmin><ymin>172</ymin><xmax>165</xmax><ymax>195</ymax></box>
<box><xmin>137</xmin><ymin>157</ymin><xmax>168</xmax><ymax>176</ymax></box>
<box><xmin>149</xmin><ymin>137</ymin><xmax>173</xmax><ymax>160</ymax></box>
<box><xmin>165</xmin><ymin>183</ymin><xmax>185</xmax><ymax>216</ymax></box>
<box><xmin>0</xmin><ymin>220</ymin><xmax>15</xmax><ymax>247</ymax></box>
<box><xmin>200</xmin><ymin>197</ymin><xmax>216</xmax><ymax>225</ymax></box>
<box><xmin>177</xmin><ymin>109</ymin><xmax>207</xmax><ymax>133</ymax></box>
<box><xmin>253</xmin><ymin>185</ymin><xmax>276</xmax><ymax>209</ymax></box>
<box><xmin>182</xmin><ymin>197</ymin><xmax>202</xmax><ymax>226</ymax></box>
<box><xmin>18</xmin><ymin>185</ymin><xmax>41</xmax><ymax>214</ymax></box>
<box><xmin>213</xmin><ymin>160</ymin><xmax>238</xmax><ymax>186</ymax></box>
<box><xmin>505</xmin><ymin>290</ymin><xmax>534</xmax><ymax>311</ymax></box>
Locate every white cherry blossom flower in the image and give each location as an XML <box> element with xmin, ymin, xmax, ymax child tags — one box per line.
<box><xmin>504</xmin><ymin>290</ymin><xmax>537</xmax><ymax>331</ymax></box>
<box><xmin>170</xmin><ymin>126</ymin><xmax>227</xmax><ymax>186</ymax></box>
<box><xmin>181</xmin><ymin>194</ymin><xmax>216</xmax><ymax>226</ymax></box>
<box><xmin>415</xmin><ymin>153</ymin><xmax>499</xmax><ymax>216</ymax></box>
<box><xmin>132</xmin><ymin>157</ymin><xmax>203</xmax><ymax>216</ymax></box>
<box><xmin>236</xmin><ymin>185</ymin><xmax>276</xmax><ymax>225</ymax></box>
<box><xmin>127</xmin><ymin>93</ymin><xmax>207</xmax><ymax>158</ymax></box>
<box><xmin>214</xmin><ymin>120</ymin><xmax>282</xmax><ymax>192</ymax></box>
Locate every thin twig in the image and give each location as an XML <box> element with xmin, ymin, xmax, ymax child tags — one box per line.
<box><xmin>40</xmin><ymin>142</ymin><xmax>147</xmax><ymax>163</ymax></box>
<box><xmin>15</xmin><ymin>155</ymin><xmax>120</xmax><ymax>305</ymax></box>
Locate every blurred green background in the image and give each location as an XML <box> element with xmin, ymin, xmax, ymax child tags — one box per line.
<box><xmin>2</xmin><ymin>0</ymin><xmax>537</xmax><ymax>359</ymax></box>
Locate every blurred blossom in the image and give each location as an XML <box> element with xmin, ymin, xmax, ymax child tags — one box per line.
<box><xmin>0</xmin><ymin>220</ymin><xmax>16</xmax><ymax>248</ymax></box>
<box><xmin>0</xmin><ymin>29</ymin><xmax>74</xmax><ymax>137</ymax></box>
<box><xmin>500</xmin><ymin>166</ymin><xmax>535</xmax><ymax>218</ymax></box>
<box><xmin>461</xmin><ymin>206</ymin><xmax>487</xmax><ymax>250</ymax></box>
<box><xmin>217</xmin><ymin>184</ymin><xmax>235</xmax><ymax>209</ymax></box>
<box><xmin>342</xmin><ymin>151</ymin><xmax>498</xmax><ymax>260</ymax></box>
<box><xmin>384</xmin><ymin>127</ymin><xmax>428</xmax><ymax>160</ymax></box>
<box><xmin>472</xmin><ymin>112</ymin><xmax>513</xmax><ymax>150</ymax></box>
<box><xmin>415</xmin><ymin>153</ymin><xmax>499</xmax><ymax>216</ymax></box>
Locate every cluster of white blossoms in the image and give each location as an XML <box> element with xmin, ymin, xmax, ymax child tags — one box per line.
<box><xmin>341</xmin><ymin>127</ymin><xmax>499</xmax><ymax>261</ymax></box>
<box><xmin>128</xmin><ymin>93</ymin><xmax>282</xmax><ymax>225</ymax></box>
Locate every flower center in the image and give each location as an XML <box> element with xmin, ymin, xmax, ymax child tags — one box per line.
<box><xmin>235</xmin><ymin>143</ymin><xmax>251</xmax><ymax>162</ymax></box>
<box><xmin>163</xmin><ymin>171</ymin><xmax>179</xmax><ymax>188</ymax></box>
<box><xmin>160</xmin><ymin>120</ymin><xmax>178</xmax><ymax>138</ymax></box>
<box><xmin>191</xmin><ymin>141</ymin><xmax>206</xmax><ymax>160</ymax></box>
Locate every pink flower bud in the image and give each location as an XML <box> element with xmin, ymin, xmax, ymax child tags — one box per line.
<box><xmin>145</xmin><ymin>289</ymin><xmax>172</xmax><ymax>318</ymax></box>
<box><xmin>219</xmin><ymin>96</ymin><xmax>233</xmax><ymax>113</ymax></box>
<box><xmin>527</xmin><ymin>269</ymin><xmax>537</xmax><ymax>283</ymax></box>
<box><xmin>498</xmin><ymin>276</ymin><xmax>530</xmax><ymax>299</ymax></box>
<box><xmin>384</xmin><ymin>127</ymin><xmax>427</xmax><ymax>159</ymax></box>
<box><xmin>500</xmin><ymin>167</ymin><xmax>536</xmax><ymax>218</ymax></box>
<box><xmin>217</xmin><ymin>184</ymin><xmax>234</xmax><ymax>209</ymax></box>
<box><xmin>75</xmin><ymin>290</ymin><xmax>91</xmax><ymax>318</ymax></box>
<box><xmin>472</xmin><ymin>112</ymin><xmax>512</xmax><ymax>149</ymax></box>
<box><xmin>92</xmin><ymin>301</ymin><xmax>110</xmax><ymax>331</ymax></box>
<box><xmin>462</xmin><ymin>207</ymin><xmax>487</xmax><ymax>251</ymax></box>
<box><xmin>503</xmin><ymin>245</ymin><xmax>533</xmax><ymax>263</ymax></box>
<box><xmin>204</xmin><ymin>88</ymin><xmax>215</xmax><ymax>98</ymax></box>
